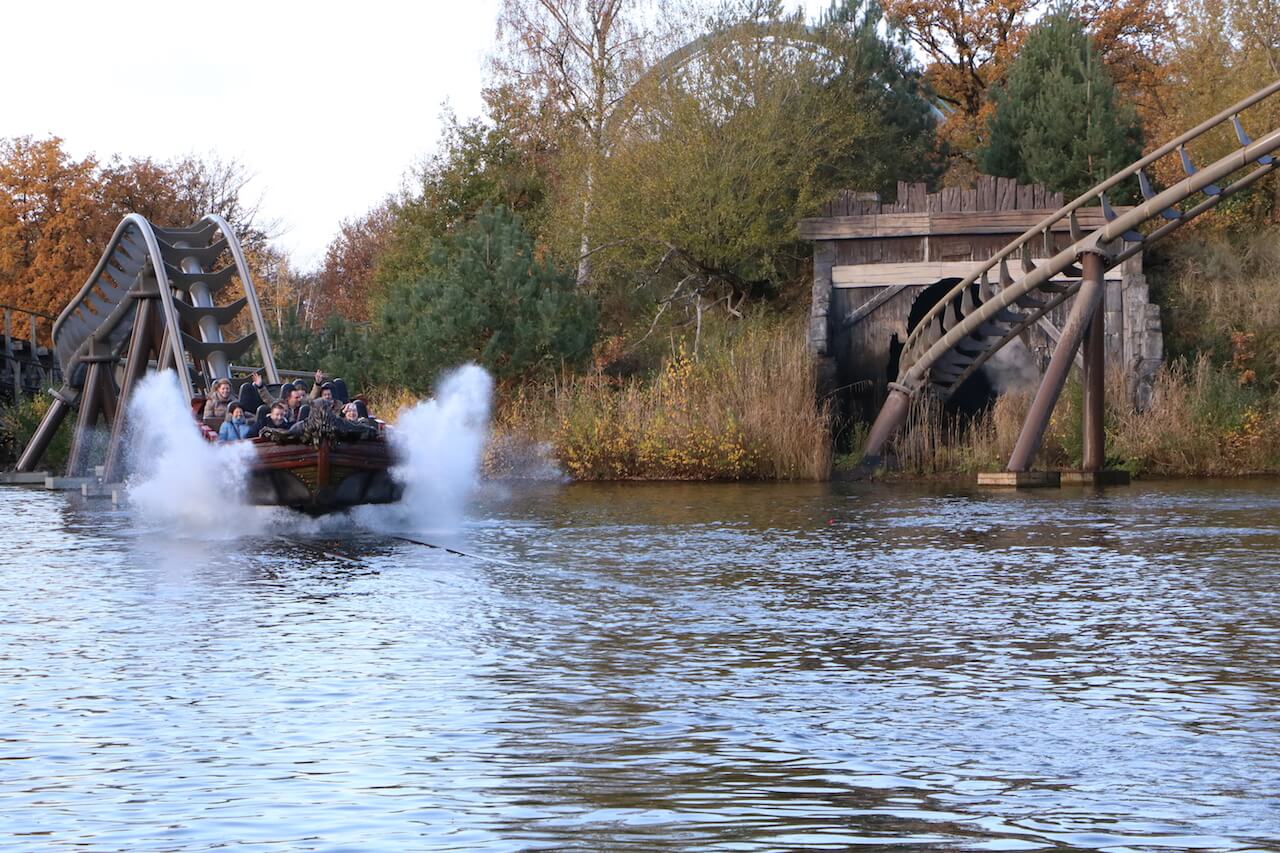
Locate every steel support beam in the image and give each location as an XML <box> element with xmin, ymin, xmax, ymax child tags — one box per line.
<box><xmin>15</xmin><ymin>392</ymin><xmax>72</xmax><ymax>472</ymax></box>
<box><xmin>65</xmin><ymin>362</ymin><xmax>103</xmax><ymax>478</ymax></box>
<box><xmin>1082</xmin><ymin>288</ymin><xmax>1106</xmax><ymax>472</ymax></box>
<box><xmin>1007</xmin><ymin>252</ymin><xmax>1107</xmax><ymax>473</ymax></box>
<box><xmin>861</xmin><ymin>383</ymin><xmax>912</xmax><ymax>463</ymax></box>
<box><xmin>101</xmin><ymin>299</ymin><xmax>154</xmax><ymax>483</ymax></box>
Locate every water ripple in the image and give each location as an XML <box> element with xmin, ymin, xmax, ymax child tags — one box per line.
<box><xmin>1</xmin><ymin>479</ymin><xmax>1278</xmax><ymax>850</ymax></box>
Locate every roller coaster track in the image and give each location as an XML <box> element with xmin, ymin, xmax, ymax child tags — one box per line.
<box><xmin>16</xmin><ymin>214</ymin><xmax>279</xmax><ymax>475</ymax></box>
<box><xmin>862</xmin><ymin>79</ymin><xmax>1280</xmax><ymax>469</ymax></box>
<box><xmin>51</xmin><ymin>213</ymin><xmax>278</xmax><ymax>403</ymax></box>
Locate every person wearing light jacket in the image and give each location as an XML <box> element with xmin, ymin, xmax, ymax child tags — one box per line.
<box><xmin>218</xmin><ymin>403</ymin><xmax>253</xmax><ymax>441</ymax></box>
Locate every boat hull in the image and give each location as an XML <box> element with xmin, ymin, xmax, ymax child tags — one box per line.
<box><xmin>245</xmin><ymin>438</ymin><xmax>402</xmax><ymax>515</ymax></box>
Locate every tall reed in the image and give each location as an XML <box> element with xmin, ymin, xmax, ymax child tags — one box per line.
<box><xmin>490</xmin><ymin>321</ymin><xmax>832</xmax><ymax>480</ymax></box>
<box><xmin>882</xmin><ymin>356</ymin><xmax>1280</xmax><ymax>478</ymax></box>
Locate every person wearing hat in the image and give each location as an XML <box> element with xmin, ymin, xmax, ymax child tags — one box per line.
<box><xmin>203</xmin><ymin>377</ymin><xmax>235</xmax><ymax>421</ymax></box>
<box><xmin>217</xmin><ymin>402</ymin><xmax>253</xmax><ymax>441</ymax></box>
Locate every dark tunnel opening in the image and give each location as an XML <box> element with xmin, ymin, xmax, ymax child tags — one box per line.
<box><xmin>886</xmin><ymin>277</ymin><xmax>999</xmax><ymax>417</ymax></box>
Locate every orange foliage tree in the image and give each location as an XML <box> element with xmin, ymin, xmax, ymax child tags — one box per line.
<box><xmin>1143</xmin><ymin>0</ymin><xmax>1280</xmax><ymax>214</ymax></box>
<box><xmin>0</xmin><ymin>137</ymin><xmax>111</xmax><ymax>319</ymax></box>
<box><xmin>0</xmin><ymin>136</ymin><xmax>271</xmax><ymax>325</ymax></box>
<box><xmin>309</xmin><ymin>202</ymin><xmax>395</xmax><ymax>325</ymax></box>
<box><xmin>882</xmin><ymin>0</ymin><xmax>1170</xmax><ymax>183</ymax></box>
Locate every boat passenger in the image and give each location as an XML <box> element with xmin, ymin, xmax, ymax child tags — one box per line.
<box><xmin>342</xmin><ymin>402</ymin><xmax>360</xmax><ymax>422</ymax></box>
<box><xmin>309</xmin><ymin>370</ymin><xmax>329</xmax><ymax>400</ymax></box>
<box><xmin>218</xmin><ymin>403</ymin><xmax>253</xmax><ymax>441</ymax></box>
<box><xmin>203</xmin><ymin>378</ymin><xmax>235</xmax><ymax>421</ymax></box>
<box><xmin>251</xmin><ymin>401</ymin><xmax>291</xmax><ymax>437</ymax></box>
<box><xmin>248</xmin><ymin>372</ymin><xmax>308</xmax><ymax>422</ymax></box>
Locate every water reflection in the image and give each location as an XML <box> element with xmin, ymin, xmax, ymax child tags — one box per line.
<box><xmin>1</xmin><ymin>480</ymin><xmax>1278</xmax><ymax>849</ymax></box>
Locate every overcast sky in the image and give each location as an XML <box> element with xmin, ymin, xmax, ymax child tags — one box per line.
<box><xmin>2</xmin><ymin>0</ymin><xmax>827</xmax><ymax>268</ymax></box>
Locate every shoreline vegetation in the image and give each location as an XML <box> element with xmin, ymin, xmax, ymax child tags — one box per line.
<box><xmin>4</xmin><ymin>331</ymin><xmax>1280</xmax><ymax>482</ymax></box>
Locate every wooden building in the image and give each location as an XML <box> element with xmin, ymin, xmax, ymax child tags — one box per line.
<box><xmin>801</xmin><ymin>176</ymin><xmax>1163</xmax><ymax>414</ymax></box>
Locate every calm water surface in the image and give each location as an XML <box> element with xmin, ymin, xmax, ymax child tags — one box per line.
<box><xmin>1</xmin><ymin>479</ymin><xmax>1278</xmax><ymax>851</ymax></box>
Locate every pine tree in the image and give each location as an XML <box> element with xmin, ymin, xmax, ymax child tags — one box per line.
<box><xmin>376</xmin><ymin>205</ymin><xmax>596</xmax><ymax>390</ymax></box>
<box><xmin>978</xmin><ymin>7</ymin><xmax>1142</xmax><ymax>200</ymax></box>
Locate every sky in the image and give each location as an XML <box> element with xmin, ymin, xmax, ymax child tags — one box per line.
<box><xmin>2</xmin><ymin>0</ymin><xmax>828</xmax><ymax>269</ymax></box>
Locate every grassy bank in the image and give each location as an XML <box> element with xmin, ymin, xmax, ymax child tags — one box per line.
<box><xmin>873</xmin><ymin>357</ymin><xmax>1280</xmax><ymax>479</ymax></box>
<box><xmin>487</xmin><ymin>322</ymin><xmax>832</xmax><ymax>480</ymax></box>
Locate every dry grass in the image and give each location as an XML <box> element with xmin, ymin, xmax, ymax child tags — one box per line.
<box><xmin>490</xmin><ymin>321</ymin><xmax>832</xmax><ymax>480</ymax></box>
<box><xmin>1161</xmin><ymin>228</ymin><xmax>1280</xmax><ymax>383</ymax></box>
<box><xmin>1110</xmin><ymin>356</ymin><xmax>1280</xmax><ymax>476</ymax></box>
<box><xmin>883</xmin><ymin>355</ymin><xmax>1280</xmax><ymax>478</ymax></box>
<box><xmin>889</xmin><ymin>390</ymin><xmax>1042</xmax><ymax>476</ymax></box>
<box><xmin>359</xmin><ymin>386</ymin><xmax>421</xmax><ymax>423</ymax></box>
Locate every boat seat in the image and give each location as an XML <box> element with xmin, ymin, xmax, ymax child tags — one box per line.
<box><xmin>331</xmin><ymin>378</ymin><xmax>349</xmax><ymax>403</ymax></box>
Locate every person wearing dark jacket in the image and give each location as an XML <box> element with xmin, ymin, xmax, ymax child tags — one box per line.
<box><xmin>250</xmin><ymin>401</ymin><xmax>291</xmax><ymax>438</ymax></box>
<box><xmin>309</xmin><ymin>370</ymin><xmax>332</xmax><ymax>401</ymax></box>
<box><xmin>249</xmin><ymin>371</ymin><xmax>308</xmax><ymax>422</ymax></box>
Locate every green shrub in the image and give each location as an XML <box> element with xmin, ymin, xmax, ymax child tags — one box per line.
<box><xmin>0</xmin><ymin>392</ymin><xmax>69</xmax><ymax>470</ymax></box>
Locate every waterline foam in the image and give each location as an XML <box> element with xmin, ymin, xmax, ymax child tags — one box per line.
<box><xmin>124</xmin><ymin>371</ymin><xmax>261</xmax><ymax>534</ymax></box>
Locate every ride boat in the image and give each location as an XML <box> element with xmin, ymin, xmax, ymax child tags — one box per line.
<box><xmin>8</xmin><ymin>214</ymin><xmax>411</xmax><ymax>517</ymax></box>
<box><xmin>195</xmin><ymin>396</ymin><xmax>403</xmax><ymax>515</ymax></box>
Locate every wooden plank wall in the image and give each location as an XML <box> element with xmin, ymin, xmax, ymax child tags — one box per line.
<box><xmin>818</xmin><ymin>176</ymin><xmax>1065</xmax><ymax>218</ymax></box>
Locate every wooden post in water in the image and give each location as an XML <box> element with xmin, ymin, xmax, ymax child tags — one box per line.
<box><xmin>1007</xmin><ymin>251</ymin><xmax>1108</xmax><ymax>472</ymax></box>
<box><xmin>102</xmin><ymin>299</ymin><xmax>156</xmax><ymax>484</ymax></box>
<box><xmin>1082</xmin><ymin>287</ymin><xmax>1106</xmax><ymax>472</ymax></box>
<box><xmin>65</xmin><ymin>362</ymin><xmax>103</xmax><ymax>478</ymax></box>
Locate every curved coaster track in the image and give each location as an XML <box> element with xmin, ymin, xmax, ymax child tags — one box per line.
<box><xmin>13</xmin><ymin>214</ymin><xmax>280</xmax><ymax>482</ymax></box>
<box><xmin>861</xmin><ymin>80</ymin><xmax>1280</xmax><ymax>473</ymax></box>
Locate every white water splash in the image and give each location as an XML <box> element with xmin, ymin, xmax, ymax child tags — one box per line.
<box><xmin>122</xmin><ymin>366</ymin><xmax>493</xmax><ymax>539</ymax></box>
<box><xmin>124</xmin><ymin>371</ymin><xmax>261</xmax><ymax>534</ymax></box>
<box><xmin>358</xmin><ymin>363</ymin><xmax>493</xmax><ymax>534</ymax></box>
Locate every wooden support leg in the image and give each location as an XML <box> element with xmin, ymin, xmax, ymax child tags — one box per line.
<box><xmin>16</xmin><ymin>393</ymin><xmax>72</xmax><ymax>472</ymax></box>
<box><xmin>1082</xmin><ymin>293</ymin><xmax>1106</xmax><ymax>472</ymax></box>
<box><xmin>102</xmin><ymin>300</ymin><xmax>154</xmax><ymax>483</ymax></box>
<box><xmin>1007</xmin><ymin>251</ymin><xmax>1107</xmax><ymax>472</ymax></box>
<box><xmin>861</xmin><ymin>384</ymin><xmax>913</xmax><ymax>464</ymax></box>
<box><xmin>65</xmin><ymin>363</ymin><xmax>103</xmax><ymax>478</ymax></box>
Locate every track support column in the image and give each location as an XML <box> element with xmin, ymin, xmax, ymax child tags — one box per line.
<box><xmin>101</xmin><ymin>299</ymin><xmax>155</xmax><ymax>484</ymax></box>
<box><xmin>65</xmin><ymin>362</ymin><xmax>104</xmax><ymax>478</ymax></box>
<box><xmin>861</xmin><ymin>383</ymin><xmax>913</xmax><ymax>464</ymax></box>
<box><xmin>1082</xmin><ymin>284</ymin><xmax>1106</xmax><ymax>472</ymax></box>
<box><xmin>15</xmin><ymin>391</ymin><xmax>73</xmax><ymax>472</ymax></box>
<box><xmin>1007</xmin><ymin>251</ymin><xmax>1108</xmax><ymax>472</ymax></box>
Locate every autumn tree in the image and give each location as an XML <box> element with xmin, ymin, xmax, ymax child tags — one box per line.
<box><xmin>881</xmin><ymin>0</ymin><xmax>1168</xmax><ymax>182</ymax></box>
<box><xmin>372</xmin><ymin>94</ymin><xmax>566</xmax><ymax>303</ymax></box>
<box><xmin>587</xmin><ymin>0</ymin><xmax>935</xmax><ymax>339</ymax></box>
<box><xmin>310</xmin><ymin>202</ymin><xmax>395</xmax><ymax>324</ymax></box>
<box><xmin>1144</xmin><ymin>0</ymin><xmax>1280</xmax><ymax>208</ymax></box>
<box><xmin>493</xmin><ymin>0</ymin><xmax>664</xmax><ymax>288</ymax></box>
<box><xmin>0</xmin><ymin>137</ymin><xmax>111</xmax><ymax>318</ymax></box>
<box><xmin>0</xmin><ymin>136</ymin><xmax>274</xmax><ymax>325</ymax></box>
<box><xmin>979</xmin><ymin>9</ymin><xmax>1142</xmax><ymax>199</ymax></box>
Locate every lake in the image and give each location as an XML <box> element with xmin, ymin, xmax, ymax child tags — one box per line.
<box><xmin>1</xmin><ymin>479</ymin><xmax>1278</xmax><ymax>850</ymax></box>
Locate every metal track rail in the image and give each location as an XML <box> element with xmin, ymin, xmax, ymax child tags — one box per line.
<box><xmin>862</xmin><ymin>80</ymin><xmax>1280</xmax><ymax>462</ymax></box>
<box><xmin>16</xmin><ymin>214</ymin><xmax>281</xmax><ymax>474</ymax></box>
<box><xmin>49</xmin><ymin>214</ymin><xmax>279</xmax><ymax>405</ymax></box>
